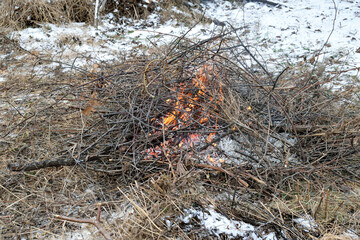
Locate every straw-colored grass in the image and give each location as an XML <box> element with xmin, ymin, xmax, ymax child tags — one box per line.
<box><xmin>0</xmin><ymin>0</ymin><xmax>213</xmax><ymax>30</ymax></box>
<box><xmin>0</xmin><ymin>0</ymin><xmax>94</xmax><ymax>30</ymax></box>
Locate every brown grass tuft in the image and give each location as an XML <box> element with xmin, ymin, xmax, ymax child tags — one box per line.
<box><xmin>0</xmin><ymin>0</ymin><xmax>94</xmax><ymax>30</ymax></box>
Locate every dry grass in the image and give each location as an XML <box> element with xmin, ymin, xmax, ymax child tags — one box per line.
<box><xmin>158</xmin><ymin>0</ymin><xmax>212</xmax><ymax>26</ymax></box>
<box><xmin>0</xmin><ymin>0</ymin><xmax>95</xmax><ymax>30</ymax></box>
<box><xmin>103</xmin><ymin>0</ymin><xmax>156</xmax><ymax>21</ymax></box>
<box><xmin>271</xmin><ymin>178</ymin><xmax>360</xmax><ymax>236</ymax></box>
<box><xmin>0</xmin><ymin>0</ymin><xmax>213</xmax><ymax>31</ymax></box>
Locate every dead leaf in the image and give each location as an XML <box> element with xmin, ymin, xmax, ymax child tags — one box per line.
<box><xmin>309</xmin><ymin>56</ymin><xmax>316</xmax><ymax>64</ymax></box>
<box><xmin>82</xmin><ymin>105</ymin><xmax>95</xmax><ymax>116</ymax></box>
<box><xmin>82</xmin><ymin>92</ymin><xmax>100</xmax><ymax>116</ymax></box>
<box><xmin>31</xmin><ymin>50</ymin><xmax>39</xmax><ymax>56</ymax></box>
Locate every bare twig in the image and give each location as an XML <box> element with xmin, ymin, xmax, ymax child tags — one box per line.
<box><xmin>55</xmin><ymin>204</ymin><xmax>112</xmax><ymax>240</ymax></box>
<box><xmin>195</xmin><ymin>164</ymin><xmax>249</xmax><ymax>187</ymax></box>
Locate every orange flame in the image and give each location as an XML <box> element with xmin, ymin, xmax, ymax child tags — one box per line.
<box><xmin>147</xmin><ymin>64</ymin><xmax>224</xmax><ymax>163</ymax></box>
<box><xmin>161</xmin><ymin>64</ymin><xmax>223</xmax><ymax>130</ymax></box>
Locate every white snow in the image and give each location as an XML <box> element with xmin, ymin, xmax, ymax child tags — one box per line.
<box><xmin>49</xmin><ymin>225</ymin><xmax>100</xmax><ymax>240</ymax></box>
<box><xmin>180</xmin><ymin>205</ymin><xmax>278</xmax><ymax>239</ymax></box>
<box><xmin>342</xmin><ymin>230</ymin><xmax>360</xmax><ymax>240</ymax></box>
<box><xmin>294</xmin><ymin>216</ymin><xmax>318</xmax><ymax>231</ymax></box>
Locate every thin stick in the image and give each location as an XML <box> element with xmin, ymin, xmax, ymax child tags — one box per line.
<box><xmin>329</xmin><ymin>201</ymin><xmax>343</xmax><ymax>222</ymax></box>
<box><xmin>296</xmin><ymin>180</ymin><xmax>300</xmax><ymax>207</ymax></box>
<box><xmin>94</xmin><ymin>0</ymin><xmax>100</xmax><ymax>27</ymax></box>
<box><xmin>195</xmin><ymin>164</ymin><xmax>249</xmax><ymax>187</ymax></box>
<box><xmin>313</xmin><ymin>191</ymin><xmax>324</xmax><ymax>220</ymax></box>
<box><xmin>55</xmin><ymin>203</ymin><xmax>112</xmax><ymax>240</ymax></box>
<box><xmin>324</xmin><ymin>189</ymin><xmax>330</xmax><ymax>221</ymax></box>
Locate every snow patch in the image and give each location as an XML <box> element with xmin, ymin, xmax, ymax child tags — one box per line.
<box><xmin>180</xmin><ymin>205</ymin><xmax>278</xmax><ymax>239</ymax></box>
<box><xmin>294</xmin><ymin>216</ymin><xmax>318</xmax><ymax>231</ymax></box>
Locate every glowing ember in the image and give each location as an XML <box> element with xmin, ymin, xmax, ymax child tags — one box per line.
<box><xmin>208</xmin><ymin>156</ymin><xmax>216</xmax><ymax>163</ymax></box>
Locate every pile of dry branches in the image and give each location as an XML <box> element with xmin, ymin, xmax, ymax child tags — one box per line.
<box><xmin>1</xmin><ymin>26</ymin><xmax>359</xmax><ymax>238</ymax></box>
